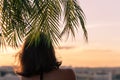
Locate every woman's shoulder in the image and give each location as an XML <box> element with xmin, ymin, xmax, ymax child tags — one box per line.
<box><xmin>21</xmin><ymin>68</ymin><xmax>76</xmax><ymax>80</ymax></box>
<box><xmin>53</xmin><ymin>68</ymin><xmax>76</xmax><ymax>80</ymax></box>
<box><xmin>58</xmin><ymin>68</ymin><xmax>75</xmax><ymax>74</ymax></box>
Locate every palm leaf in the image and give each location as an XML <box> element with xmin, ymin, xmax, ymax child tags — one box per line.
<box><xmin>61</xmin><ymin>0</ymin><xmax>88</xmax><ymax>41</ymax></box>
<box><xmin>0</xmin><ymin>0</ymin><xmax>88</xmax><ymax>48</ymax></box>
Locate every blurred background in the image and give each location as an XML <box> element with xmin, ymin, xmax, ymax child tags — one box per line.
<box><xmin>0</xmin><ymin>0</ymin><xmax>120</xmax><ymax>80</ymax></box>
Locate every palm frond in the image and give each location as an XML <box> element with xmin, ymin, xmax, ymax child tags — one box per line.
<box><xmin>1</xmin><ymin>0</ymin><xmax>32</xmax><ymax>47</ymax></box>
<box><xmin>0</xmin><ymin>0</ymin><xmax>88</xmax><ymax>48</ymax></box>
<box><xmin>26</xmin><ymin>0</ymin><xmax>62</xmax><ymax>46</ymax></box>
<box><xmin>61</xmin><ymin>0</ymin><xmax>88</xmax><ymax>41</ymax></box>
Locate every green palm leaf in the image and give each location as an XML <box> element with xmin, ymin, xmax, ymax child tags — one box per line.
<box><xmin>0</xmin><ymin>0</ymin><xmax>88</xmax><ymax>48</ymax></box>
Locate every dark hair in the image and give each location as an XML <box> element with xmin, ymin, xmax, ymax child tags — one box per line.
<box><xmin>16</xmin><ymin>33</ymin><xmax>61</xmax><ymax>79</ymax></box>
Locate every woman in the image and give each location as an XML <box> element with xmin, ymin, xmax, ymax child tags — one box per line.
<box><xmin>16</xmin><ymin>33</ymin><xmax>76</xmax><ymax>80</ymax></box>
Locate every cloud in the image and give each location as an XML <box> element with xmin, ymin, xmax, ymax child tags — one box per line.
<box><xmin>82</xmin><ymin>49</ymin><xmax>114</xmax><ymax>54</ymax></box>
<box><xmin>56</xmin><ymin>46</ymin><xmax>76</xmax><ymax>50</ymax></box>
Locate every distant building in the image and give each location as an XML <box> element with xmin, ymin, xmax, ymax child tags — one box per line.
<box><xmin>112</xmin><ymin>74</ymin><xmax>120</xmax><ymax>80</ymax></box>
<box><xmin>0</xmin><ymin>73</ymin><xmax>20</xmax><ymax>80</ymax></box>
<box><xmin>74</xmin><ymin>67</ymin><xmax>114</xmax><ymax>80</ymax></box>
<box><xmin>76</xmin><ymin>72</ymin><xmax>93</xmax><ymax>80</ymax></box>
<box><xmin>0</xmin><ymin>66</ymin><xmax>20</xmax><ymax>80</ymax></box>
<box><xmin>93</xmin><ymin>72</ymin><xmax>112</xmax><ymax>80</ymax></box>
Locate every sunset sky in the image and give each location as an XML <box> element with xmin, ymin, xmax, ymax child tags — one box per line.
<box><xmin>58</xmin><ymin>0</ymin><xmax>120</xmax><ymax>67</ymax></box>
<box><xmin>0</xmin><ymin>0</ymin><xmax>120</xmax><ymax>67</ymax></box>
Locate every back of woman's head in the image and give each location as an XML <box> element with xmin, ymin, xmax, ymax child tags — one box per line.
<box><xmin>16</xmin><ymin>33</ymin><xmax>61</xmax><ymax>77</ymax></box>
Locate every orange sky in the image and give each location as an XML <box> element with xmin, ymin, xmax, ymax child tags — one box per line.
<box><xmin>0</xmin><ymin>45</ymin><xmax>120</xmax><ymax>67</ymax></box>
<box><xmin>56</xmin><ymin>46</ymin><xmax>120</xmax><ymax>67</ymax></box>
